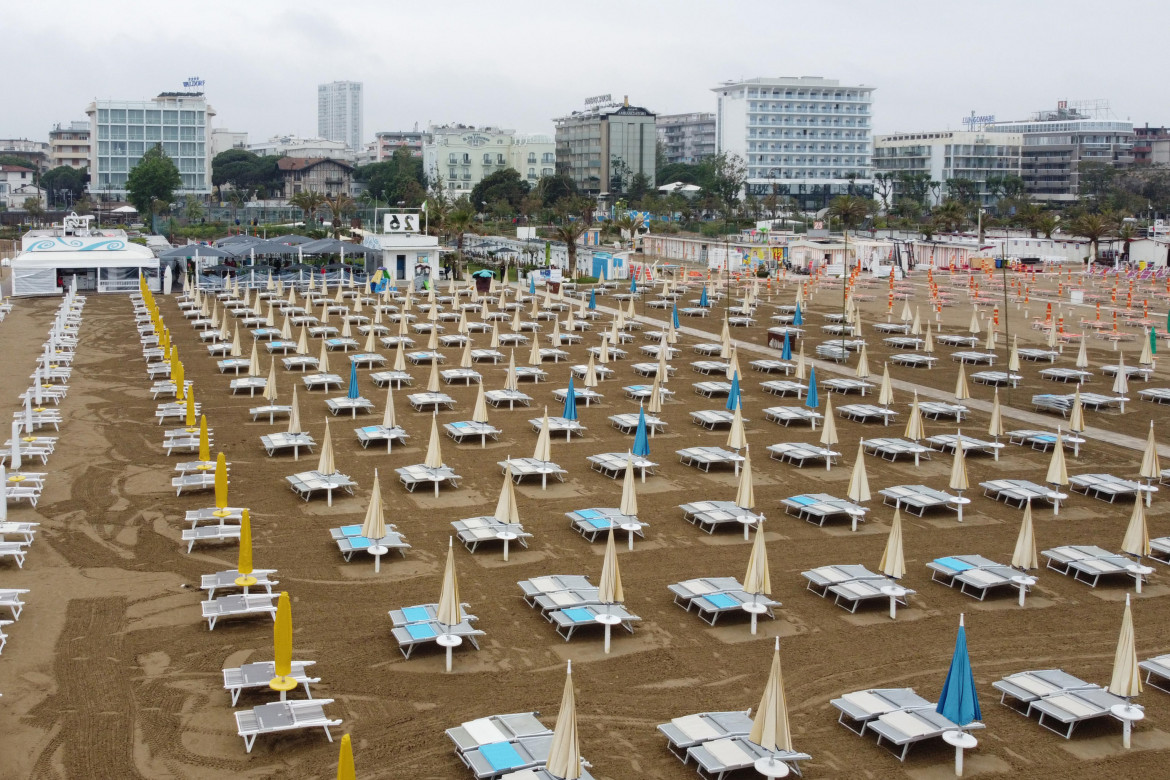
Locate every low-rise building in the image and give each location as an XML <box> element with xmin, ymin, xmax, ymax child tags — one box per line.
<box><xmin>657</xmin><ymin>112</ymin><xmax>716</xmax><ymax>164</ymax></box>
<box><xmin>1134</xmin><ymin>126</ymin><xmax>1170</xmax><ymax>166</ymax></box>
<box><xmin>210</xmin><ymin>129</ymin><xmax>249</xmax><ymax>158</ymax></box>
<box><xmin>0</xmin><ymin>165</ymin><xmax>46</xmax><ymax>208</ymax></box>
<box><xmin>250</xmin><ymin>135</ymin><xmax>352</xmax><ymax>160</ymax></box>
<box><xmin>0</xmin><ymin>139</ymin><xmax>50</xmax><ymax>171</ymax></box>
<box><xmin>422</xmin><ymin>125</ymin><xmax>555</xmax><ymax>195</ymax></box>
<box><xmin>374</xmin><ymin>130</ymin><xmax>427</xmax><ymax>161</ymax></box>
<box><xmin>48</xmin><ymin>122</ymin><xmax>91</xmax><ymax>170</ymax></box>
<box><xmin>873</xmin><ymin>130</ymin><xmax>1023</xmax><ymax>207</ymax></box>
<box><xmin>275</xmin><ymin>157</ymin><xmax>354</xmax><ymax>199</ymax></box>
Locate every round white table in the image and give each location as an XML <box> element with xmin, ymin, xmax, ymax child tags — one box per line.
<box><xmin>942</xmin><ymin>730</ymin><xmax>978</xmax><ymax>776</ymax></box>
<box><xmin>436</xmin><ymin>633</ymin><xmax>462</xmax><ymax>673</ymax></box>
<box><xmin>1111</xmin><ymin>702</ymin><xmax>1144</xmax><ymax>749</ymax></box>
<box><xmin>368</xmin><ymin>544</ymin><xmax>389</xmax><ymax>573</ymax></box>
<box><xmin>1010</xmin><ymin>574</ymin><xmax>1037</xmax><ymax>607</ymax></box>
<box><xmin>754</xmin><ymin>755</ymin><xmax>791</xmax><ymax>778</ymax></box>
<box><xmin>742</xmin><ymin>601</ymin><xmax>768</xmax><ymax>635</ymax></box>
<box><xmin>595</xmin><ymin>611</ymin><xmax>622</xmax><ymax>654</ymax></box>
<box><xmin>1127</xmin><ymin>564</ymin><xmax>1154</xmax><ymax>594</ymax></box>
<box><xmin>496</xmin><ymin>531</ymin><xmax>517</xmax><ymax>561</ymax></box>
<box><xmin>880</xmin><ymin>584</ymin><xmax>908</xmax><ymax>620</ymax></box>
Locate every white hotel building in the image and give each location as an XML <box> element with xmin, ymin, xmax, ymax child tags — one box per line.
<box><xmin>423</xmin><ymin>125</ymin><xmax>555</xmax><ymax>196</ymax></box>
<box><xmin>713</xmin><ymin>76</ymin><xmax>874</xmax><ymax>210</ymax></box>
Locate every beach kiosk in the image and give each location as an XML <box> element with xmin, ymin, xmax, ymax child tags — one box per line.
<box><xmin>11</xmin><ymin>213</ymin><xmax>160</xmax><ymax>296</ymax></box>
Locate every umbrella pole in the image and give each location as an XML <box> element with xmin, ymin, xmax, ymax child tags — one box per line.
<box><xmin>503</xmin><ymin>537</ymin><xmax>509</xmax><ymax>562</ymax></box>
<box><xmin>956</xmin><ymin>492</ymin><xmax>964</xmax><ymax>523</ymax></box>
<box><xmin>446</xmin><ymin>643</ymin><xmax>453</xmax><ymax>673</ymax></box>
<box><xmin>628</xmin><ymin>528</ymin><xmax>635</xmax><ymax>551</ymax></box>
<box><xmin>1018</xmin><ymin>580</ymin><xmax>1027</xmax><ymax>607</ymax></box>
<box><xmin>604</xmin><ymin>622</ymin><xmax>612</xmax><ymax>654</ymax></box>
<box><xmin>374</xmin><ymin>551</ymin><xmax>382</xmax><ymax>574</ymax></box>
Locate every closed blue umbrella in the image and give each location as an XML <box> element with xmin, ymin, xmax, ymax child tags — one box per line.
<box><xmin>793</xmin><ymin>304</ymin><xmax>804</xmax><ymax>327</ymax></box>
<box><xmin>781</xmin><ymin>332</ymin><xmax>792</xmax><ymax>361</ymax></box>
<box><xmin>937</xmin><ymin>614</ymin><xmax>982</xmax><ymax>727</ymax></box>
<box><xmin>346</xmin><ymin>361</ymin><xmax>359</xmax><ymax>400</ymax></box>
<box><xmin>562</xmin><ymin>376</ymin><xmax>579</xmax><ymax>421</ymax></box>
<box><xmin>699</xmin><ymin>286</ymin><xmax>709</xmax><ymax>308</ymax></box>
<box><xmin>529</xmin><ymin>274</ymin><xmax>536</xmax><ymax>295</ymax></box>
<box><xmin>589</xmin><ymin>289</ymin><xmax>597</xmax><ymax>311</ymax></box>
<box><xmin>672</xmin><ymin>304</ymin><xmax>680</xmax><ymax>329</ymax></box>
<box><xmin>805</xmin><ymin>366</ymin><xmax>818</xmax><ymax>409</ymax></box>
<box><xmin>632</xmin><ymin>406</ymin><xmax>650</xmax><ymax>457</ymax></box>
<box><xmin>726</xmin><ymin>371</ymin><xmax>741</xmax><ymax>411</ymax></box>
<box><xmin>629</xmin><ymin>274</ymin><xmax>637</xmax><ymax>294</ymax></box>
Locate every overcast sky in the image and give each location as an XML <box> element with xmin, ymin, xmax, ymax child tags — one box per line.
<box><xmin>5</xmin><ymin>0</ymin><xmax>1169</xmax><ymax>145</ymax></box>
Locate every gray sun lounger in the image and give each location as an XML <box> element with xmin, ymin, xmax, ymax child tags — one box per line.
<box><xmin>235</xmin><ymin>698</ymin><xmax>341</xmax><ymax>753</ymax></box>
<box><xmin>657</xmin><ymin>710</ymin><xmax>753</xmax><ymax>759</ymax></box>
<box><xmin>453</xmin><ymin>516</ymin><xmax>531</xmax><ymax>553</ymax></box>
<box><xmin>201</xmin><ymin>593</ymin><xmax>278</xmax><ymax>630</ymax></box>
<box><xmin>445</xmin><ymin>711</ymin><xmax>551</xmax><ymax>754</ymax></box>
<box><xmin>1029</xmin><ymin>686</ymin><xmax>1130</xmax><ymax>738</ymax></box>
<box><xmin>0</xmin><ymin>542</ymin><xmax>28</xmax><ymax>569</ymax></box>
<box><xmin>0</xmin><ymin>589</ymin><xmax>29</xmax><ymax>620</ymax></box>
<box><xmin>992</xmin><ymin>669</ymin><xmax>1096</xmax><ymax>713</ymax></box>
<box><xmin>767</xmin><ymin>442</ymin><xmax>839</xmax><ymax>467</ymax></box>
<box><xmin>1069</xmin><ymin>473</ymin><xmax>1154</xmax><ymax>503</ymax></box>
<box><xmin>879</xmin><ymin>484</ymin><xmax>959</xmax><ymax>516</ymax></box>
<box><xmin>223</xmin><ymin>660</ymin><xmax>318</xmax><ymax>706</ymax></box>
<box><xmin>783</xmin><ymin>494</ymin><xmax>866</xmax><ymax>527</ymax></box>
<box><xmin>868</xmin><ymin>706</ymin><xmax>985</xmax><ymax>761</ymax></box>
<box><xmin>567</xmin><ymin>508</ymin><xmax>644</xmax><ymax>542</ymax></box>
<box><xmin>1139</xmin><ymin>654</ymin><xmax>1170</xmax><ymax>694</ymax></box>
<box><xmin>667</xmin><ymin>577</ymin><xmax>746</xmax><ymax>610</ymax></box>
<box><xmin>518</xmin><ymin>575</ymin><xmax>595</xmax><ymax>606</ymax></box>
<box><xmin>830</xmin><ymin>688</ymin><xmax>933</xmax><ymax>735</ymax></box>
<box><xmin>679</xmin><ymin>501</ymin><xmax>763</xmax><ymax>534</ymax></box>
<box><xmin>181</xmin><ymin>523</ymin><xmax>242</xmax><ymax>554</ymax></box>
<box><xmin>391</xmin><ymin>619</ymin><xmax>484</xmax><ymax>659</ymax></box>
<box><xmin>686</xmin><ymin>735</ymin><xmax>811</xmax><ymax>779</ymax></box>
<box><xmin>549</xmin><ymin>604</ymin><xmax>640</xmax><ymax>641</ymax></box>
<box><xmin>201</xmin><ymin>569</ymin><xmax>277</xmax><ymax>599</ymax></box>
<box><xmin>1041</xmin><ymin>545</ymin><xmax>1139</xmax><ymax>587</ymax></box>
<box><xmin>927</xmin><ymin>555</ymin><xmax>1029</xmax><ymax>600</ymax></box>
<box><xmin>677</xmin><ymin>446</ymin><xmax>745</xmax><ymax>473</ymax></box>
<box><xmin>827</xmin><ymin>577</ymin><xmax>915</xmax><ymax>613</ymax></box>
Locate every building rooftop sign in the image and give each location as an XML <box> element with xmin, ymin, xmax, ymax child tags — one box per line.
<box><xmin>183</xmin><ymin>76</ymin><xmax>206</xmax><ymax>89</ymax></box>
<box><xmin>962</xmin><ymin>112</ymin><xmax>996</xmax><ymax>130</ymax></box>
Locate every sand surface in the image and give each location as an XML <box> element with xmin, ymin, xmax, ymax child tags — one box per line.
<box><xmin>2</xmin><ymin>267</ymin><xmax>1170</xmax><ymax>780</ymax></box>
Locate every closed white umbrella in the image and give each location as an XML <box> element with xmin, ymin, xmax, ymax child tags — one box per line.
<box><xmin>495</xmin><ymin>464</ymin><xmax>520</xmax><ymax>561</ymax></box>
<box><xmin>819</xmin><ymin>395</ymin><xmax>838</xmax><ymax>471</ymax></box>
<box><xmin>1076</xmin><ymin>334</ymin><xmax>1089</xmax><ymax>369</ymax></box>
<box><xmin>426</xmin><ymin>359</ymin><xmax>441</xmax><ymax>393</ymax></box>
<box><xmin>750</xmin><ymin>637</ymin><xmax>795</xmax><ymax>768</ymax></box>
<box><xmin>988</xmin><ymin>389</ymin><xmax>1005</xmax><ymax>460</ymax></box>
<box><xmin>742</xmin><ymin>522</ymin><xmax>771</xmax><ymax>635</ymax></box>
<box><xmin>597</xmin><ymin>527</ymin><xmax>625</xmax><ymax>653</ymax></box>
<box><xmin>878</xmin><ymin>363</ymin><xmax>894</xmax><ymax>407</ymax></box>
<box><xmin>950</xmin><ymin>431</ymin><xmax>971</xmax><ymax>522</ymax></box>
<box><xmin>317</xmin><ymin>417</ymin><xmax>336</xmax><ymax>488</ymax></box>
<box><xmin>393</xmin><ymin>341</ymin><xmax>406</xmax><ymax>372</ymax></box>
<box><xmin>318</xmin><ymin>339</ymin><xmax>330</xmax><ymax>374</ymax></box>
<box><xmin>381</xmin><ymin>384</ymin><xmax>398</xmax><ymax>452</ymax></box>
<box><xmin>954</xmin><ymin>363</ymin><xmax>971</xmax><ymax>401</ymax></box>
<box><xmin>459</xmin><ymin>339</ymin><xmax>473</xmax><ymax>369</ymax></box>
<box><xmin>855</xmin><ymin>344</ymin><xmax>871</xmax><ymax>380</ymax></box>
<box><xmin>1012</xmin><ymin>501</ymin><xmax>1039</xmax><ymax>570</ymax></box>
<box><xmin>263</xmin><ymin>359</ymin><xmax>279</xmax><ymax>404</ymax></box>
<box><xmin>546</xmin><ymin>661</ymin><xmax>582</xmax><ymax>779</ymax></box>
<box><xmin>424</xmin><ymin>412</ymin><xmax>443</xmax><ymax>469</ymax></box>
<box><xmin>1008</xmin><ymin>336</ymin><xmax>1021</xmax><ymax>373</ymax></box>
<box><xmin>924</xmin><ymin>323</ymin><xmax>935</xmax><ymax>354</ymax></box>
<box><xmin>880</xmin><ymin>508</ymin><xmax>906</xmax><ymax>580</ymax></box>
<box><xmin>1108</xmin><ymin>594</ymin><xmax>1143</xmax><ymax>749</ymax></box>
<box><xmin>436</xmin><ymin>537</ymin><xmax>462</xmax><ymax>672</ymax></box>
<box><xmin>1139</xmin><ymin>421</ymin><xmax>1160</xmax><ymax>506</ymax></box>
<box><xmin>1047</xmin><ymin>429</ymin><xmax>1069</xmax><ymax>515</ymax></box>
<box><xmin>726</xmin><ymin>404</ymin><xmax>747</xmax><ymax>458</ymax></box>
<box><xmin>847</xmin><ymin>438</ymin><xmax>870</xmax><ymax>520</ymax></box>
<box><xmin>504</xmin><ymin>350</ymin><xmax>519</xmax><ymax>392</ymax></box>
<box><xmin>1114</xmin><ymin>352</ymin><xmax>1130</xmax><ymax>412</ymax></box>
<box><xmin>361</xmin><ymin>469</ymin><xmax>388</xmax><ymax>572</ymax></box>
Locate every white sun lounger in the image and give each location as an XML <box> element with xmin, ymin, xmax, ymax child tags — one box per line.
<box><xmin>783</xmin><ymin>494</ymin><xmax>867</xmax><ymax>527</ymax></box>
<box><xmin>926</xmin><ymin>556</ymin><xmax>1025</xmax><ymax>600</ymax></box>
<box><xmin>677</xmin><ymin>446</ymin><xmax>745</xmax><ymax>473</ymax></box>
<box><xmin>679</xmin><ymin>501</ymin><xmax>763</xmax><ymax>535</ymax></box>
<box><xmin>391</xmin><ymin>619</ymin><xmax>484</xmax><ymax>659</ymax></box>
<box><xmin>827</xmin><ymin>578</ymin><xmax>915</xmax><ymax>613</ymax></box>
<box><xmin>1069</xmin><ymin>473</ymin><xmax>1154</xmax><ymax>503</ymax></box>
<box><xmin>801</xmin><ymin>565</ymin><xmax>885</xmax><ymax>597</ymax></box>
<box><xmin>445</xmin><ymin>712</ymin><xmax>551</xmax><ymax>754</ymax></box>
<box><xmin>763</xmin><ymin>406</ymin><xmax>821</xmax><ymax>427</ymax></box>
<box><xmin>667</xmin><ymin>577</ymin><xmax>745</xmax><ymax>610</ymax></box>
<box><xmin>356</xmin><ymin>424</ymin><xmax>409</xmax><ymax>450</ymax></box>
<box><xmin>182</xmin><ymin>523</ymin><xmax>243</xmax><ymax>554</ymax></box>
<box><xmin>1139</xmin><ymin>654</ymin><xmax>1170</xmax><ymax>694</ymax></box>
<box><xmin>830</xmin><ymin>688</ymin><xmax>933</xmax><ymax>735</ymax></box>
<box><xmin>549</xmin><ymin>604</ymin><xmax>640</xmax><ymax>641</ymax></box>
<box><xmin>992</xmin><ymin>669</ymin><xmax>1095</xmax><ymax>712</ymax></box>
<box><xmin>566</xmin><ymin>508</ymin><xmax>644</xmax><ymax>542</ymax></box>
<box><xmin>767</xmin><ymin>442</ymin><xmax>839</xmax><ymax>468</ymax></box>
<box><xmin>223</xmin><ymin>660</ymin><xmax>318</xmax><ymax>706</ymax></box>
<box><xmin>201</xmin><ymin>569</ymin><xmax>278</xmax><ymax>599</ymax></box>
<box><xmin>201</xmin><ymin>593</ymin><xmax>278</xmax><ymax>630</ymax></box>
<box><xmin>587</xmin><ymin>452</ymin><xmax>657</xmax><ymax>479</ymax></box>
<box><xmin>452</xmin><ymin>516</ymin><xmax>531</xmax><ymax>554</ymax></box>
<box><xmin>286</xmin><ymin>471</ymin><xmax>356</xmax><ymax>501</ymax></box>
<box><xmin>690</xmin><ymin>410</ymin><xmax>739</xmax><ymax>429</ymax></box>
<box><xmin>234</xmin><ymin>698</ymin><xmax>341</xmax><ymax>753</ymax></box>
<box><xmin>396</xmin><ymin>464</ymin><xmax>461</xmax><ymax>492</ymax></box>
<box><xmin>879</xmin><ymin>484</ymin><xmax>959</xmax><ymax>516</ymax></box>
<box><xmin>518</xmin><ymin>575</ymin><xmax>594</xmax><ymax>605</ymax></box>
<box><xmin>0</xmin><ymin>589</ymin><xmax>29</xmax><ymax>620</ymax></box>
<box><xmin>408</xmin><ymin>392</ymin><xmax>457</xmax><ymax>411</ymax></box>
<box><xmin>1041</xmin><ymin>545</ymin><xmax>1139</xmax><ymax>587</ymax></box>
<box><xmin>369</xmin><ymin>370</ymin><xmax>413</xmax><ymax>388</ymax></box>
<box><xmin>1029</xmin><ymin>687</ymin><xmax>1130</xmax><ymax>738</ymax></box>
<box><xmin>331</xmin><ymin>525</ymin><xmax>411</xmax><ymax>561</ymax></box>
<box><xmin>0</xmin><ymin>522</ymin><xmax>39</xmax><ymax>545</ymax></box>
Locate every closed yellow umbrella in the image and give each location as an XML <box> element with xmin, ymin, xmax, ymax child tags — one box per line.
<box><xmin>269</xmin><ymin>592</ymin><xmax>296</xmax><ymax>698</ymax></box>
<box><xmin>819</xmin><ymin>395</ymin><xmax>838</xmax><ymax>471</ymax></box>
<box><xmin>174</xmin><ymin>359</ymin><xmax>186</xmax><ymax>404</ymax></box>
<box><xmin>1139</xmin><ymin>421</ymin><xmax>1160</xmax><ymax>506</ymax></box>
<box><xmin>235</xmin><ymin>508</ymin><xmax>256</xmax><ymax>591</ymax></box>
<box><xmin>337</xmin><ymin>734</ymin><xmax>355</xmax><ymax>780</ymax></box>
<box><xmin>213</xmin><ymin>452</ymin><xmax>230</xmax><ymax>517</ymax></box>
<box><xmin>1046</xmin><ymin>429</ymin><xmax>1069</xmax><ymax>515</ymax></box>
<box><xmin>197</xmin><ymin>415</ymin><xmax>211</xmax><ymax>465</ymax></box>
<box><xmin>184</xmin><ymin>383</ymin><xmax>196</xmax><ymax>429</ymax></box>
<box><xmin>318</xmin><ymin>418</ymin><xmax>336</xmax><ymax>475</ymax></box>
<box><xmin>880</xmin><ymin>508</ymin><xmax>906</xmax><ymax>579</ymax></box>
<box><xmin>750</xmin><ymin>637</ymin><xmax>794</xmax><ymax>762</ymax></box>
<box><xmin>546</xmin><ymin>661</ymin><xmax>582</xmax><ymax>780</ymax></box>
<box><xmin>743</xmin><ymin>522</ymin><xmax>771</xmax><ymax>635</ymax></box>
<box><xmin>362</xmin><ymin>469</ymin><xmax>388</xmax><ymax>572</ymax></box>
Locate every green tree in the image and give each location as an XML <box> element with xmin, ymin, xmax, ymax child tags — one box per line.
<box><xmin>22</xmin><ymin>196</ymin><xmax>45</xmax><ymax>222</ymax></box>
<box><xmin>549</xmin><ymin>217</ymin><xmax>587</xmax><ymax>275</ymax></box>
<box><xmin>324</xmin><ymin>193</ymin><xmax>355</xmax><ymax>240</ymax></box>
<box><xmin>356</xmin><ymin>148</ymin><xmax>426</xmax><ymax>205</ymax></box>
<box><xmin>182</xmin><ymin>194</ymin><xmax>205</xmax><ymax>223</ymax></box>
<box><xmin>1070</xmin><ymin>212</ymin><xmax>1117</xmax><ymax>263</ymax></box>
<box><xmin>933</xmin><ymin>199</ymin><xmax>968</xmax><ymax>232</ymax></box>
<box><xmin>41</xmin><ymin>165</ymin><xmax>87</xmax><ymax>208</ymax></box>
<box><xmin>126</xmin><ymin>145</ymin><xmax>181</xmax><ymax>215</ymax></box>
<box><xmin>697</xmin><ymin>152</ymin><xmax>746</xmax><ymax>220</ymax></box>
<box><xmin>469</xmin><ymin>168</ymin><xmax>530</xmax><ymax>213</ymax></box>
<box><xmin>627</xmin><ymin>172</ymin><xmax>650</xmax><ymax>203</ymax></box>
<box><xmin>445</xmin><ymin>207</ymin><xmax>476</xmax><ymax>279</ymax></box>
<box><xmin>945</xmin><ymin>178</ymin><xmax>980</xmax><ymax>207</ymax></box>
<box><xmin>657</xmin><ymin>161</ymin><xmax>702</xmax><ymax>186</ymax></box>
<box><xmin>289</xmin><ymin>190</ymin><xmax>326</xmax><ymax>227</ymax></box>
<box><xmin>533</xmin><ymin>173</ymin><xmax>577</xmax><ymax>209</ymax></box>
<box><xmin>873</xmin><ymin>173</ymin><xmax>895</xmax><ymax>213</ymax></box>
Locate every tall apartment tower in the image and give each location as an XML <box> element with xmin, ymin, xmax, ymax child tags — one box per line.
<box><xmin>317</xmin><ymin>81</ymin><xmax>363</xmax><ymax>152</ymax></box>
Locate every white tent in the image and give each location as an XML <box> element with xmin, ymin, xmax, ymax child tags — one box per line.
<box><xmin>11</xmin><ymin>237</ymin><xmax>159</xmax><ymax>296</ymax></box>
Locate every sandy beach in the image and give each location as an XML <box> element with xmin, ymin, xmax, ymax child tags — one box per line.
<box><xmin>2</xmin><ymin>269</ymin><xmax>1169</xmax><ymax>780</ymax></box>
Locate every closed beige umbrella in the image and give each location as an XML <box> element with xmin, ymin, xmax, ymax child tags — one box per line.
<box><xmin>1047</xmin><ymin>429</ymin><xmax>1069</xmax><ymax>515</ymax></box>
<box><xmin>598</xmin><ymin>527</ymin><xmax>625</xmax><ymax>653</ymax></box>
<box><xmin>424</xmin><ymin>412</ymin><xmax>443</xmax><ymax>469</ymax></box>
<box><xmin>880</xmin><ymin>508</ymin><xmax>906</xmax><ymax>579</ymax></box>
<box><xmin>905</xmin><ymin>393</ymin><xmax>925</xmax><ymax>466</ymax></box>
<box><xmin>363</xmin><ymin>328</ymin><xmax>376</xmax><ymax>353</ymax></box>
<box><xmin>656</xmin><ymin>346</ymin><xmax>669</xmax><ymax>385</ymax></box>
<box><xmin>436</xmin><ymin>537</ymin><xmax>463</xmax><ymax>672</ymax></box>
<box><xmin>1121</xmin><ymin>496</ymin><xmax>1151</xmax><ymax>560</ymax></box>
<box><xmin>504</xmin><ymin>351</ymin><xmax>519</xmax><ymax>392</ymax></box>
<box><xmin>726</xmin><ymin>345</ymin><xmax>742</xmax><ymax>382</ymax></box>
<box><xmin>900</xmin><ymin>300</ymin><xmax>913</xmax><ymax>324</ymax></box>
<box><xmin>923</xmin><ymin>323</ymin><xmax>935</xmax><ymax>354</ymax></box>
<box><xmin>988</xmin><ymin>389</ymin><xmax>1005</xmax><ymax>460</ymax></box>
<box><xmin>381</xmin><ymin>385</ymin><xmax>398</xmax><ymax>452</ymax></box>
<box><xmin>743</xmin><ymin>522</ymin><xmax>771</xmax><ymax>635</ymax></box>
<box><xmin>489</xmin><ymin>322</ymin><xmax>500</xmax><ymax>349</ymax></box>
<box><xmin>950</xmin><ymin>431</ymin><xmax>970</xmax><ymax>522</ymax></box>
<box><xmin>819</xmin><ymin>395</ymin><xmax>838</xmax><ymax>471</ymax></box>
<box><xmin>726</xmin><ymin>404</ymin><xmax>747</xmax><ymax>457</ymax></box>
<box><xmin>510</xmin><ymin>307</ymin><xmax>522</xmax><ymax>333</ymax></box>
<box><xmin>341</xmin><ymin>317</ymin><xmax>353</xmax><ymax>339</ymax></box>
<box><xmin>472</xmin><ymin>382</ymin><xmax>489</xmax><ymax>424</ymax></box>
<box><xmin>248</xmin><ymin>340</ymin><xmax>261</xmax><ymax>377</ymax></box>
<box><xmin>968</xmin><ymin>308</ymin><xmax>981</xmax><ymax>335</ymax></box>
<box><xmin>1139</xmin><ymin>421</ymin><xmax>1160</xmax><ymax>506</ymax></box>
<box><xmin>954</xmin><ymin>363</ymin><xmax>971</xmax><ymax>401</ymax></box>
<box><xmin>495</xmin><ymin>464</ymin><xmax>520</xmax><ymax>561</ymax></box>
<box><xmin>287</xmin><ymin>385</ymin><xmax>303</xmax><ymax>449</ymax></box>
<box><xmin>393</xmin><ymin>341</ymin><xmax>406</xmax><ymax>372</ymax></box>
<box><xmin>750</xmin><ymin>637</ymin><xmax>795</xmax><ymax>764</ymax></box>
<box><xmin>397</xmin><ymin>313</ymin><xmax>410</xmax><ymax>338</ymax></box>
<box><xmin>230</xmin><ymin>326</ymin><xmax>243</xmax><ymax>357</ymax></box>
<box><xmin>1076</xmin><ymin>334</ymin><xmax>1089</xmax><ymax>369</ymax></box>
<box><xmin>647</xmin><ymin>375</ymin><xmax>663</xmax><ymax>415</ymax></box>
<box><xmin>625</xmin><ymin>294</ymin><xmax>636</xmax><ymax>319</ymax></box>
<box><xmin>847</xmin><ymin>438</ymin><xmax>871</xmax><ymax>523</ymax></box>
<box><xmin>1114</xmin><ymin>353</ymin><xmax>1130</xmax><ymax>412</ymax></box>
<box><xmin>878</xmin><ymin>363</ymin><xmax>894</xmax><ymax>407</ymax></box>
<box><xmin>619</xmin><ymin>453</ymin><xmax>638</xmax><ymax>517</ymax></box>
<box><xmin>296</xmin><ymin>325</ymin><xmax>309</xmax><ymax>356</ymax></box>
<box><xmin>599</xmin><ymin>334</ymin><xmax>611</xmax><ymax>365</ymax></box>
<box><xmin>528</xmin><ymin>335</ymin><xmax>542</xmax><ymax>367</ymax></box>
<box><xmin>1108</xmin><ymin>595</ymin><xmax>1144</xmax><ymax>748</ymax></box>
<box><xmin>720</xmin><ymin>318</ymin><xmax>732</xmax><ymax>359</ymax></box>
<box><xmin>1140</xmin><ymin>330</ymin><xmax>1154</xmax><ymax>367</ymax></box>
<box><xmin>794</xmin><ymin>345</ymin><xmax>806</xmax><ymax>380</ymax></box>
<box><xmin>459</xmin><ymin>339</ymin><xmax>473</xmax><ymax>369</ymax></box>
<box><xmin>318</xmin><ymin>339</ymin><xmax>331</xmax><ymax>374</ymax></box>
<box><xmin>582</xmin><ymin>354</ymin><xmax>599</xmax><ymax>389</ymax></box>
<box><xmin>1012</xmin><ymin>501</ymin><xmax>1039</xmax><ymax>570</ymax></box>
<box><xmin>361</xmin><ymin>469</ymin><xmax>388</xmax><ymax>572</ymax></box>
<box><xmin>266</xmin><ymin>302</ymin><xmax>277</xmax><ymax>327</ymax></box>
<box><xmin>426</xmin><ymin>327</ymin><xmax>439</xmax><ymax>351</ymax></box>
<box><xmin>735</xmin><ymin>444</ymin><xmax>756</xmax><ymax>512</ymax></box>
<box><xmin>855</xmin><ymin>344</ymin><xmax>871</xmax><ymax>381</ymax></box>
<box><xmin>910</xmin><ymin>306</ymin><xmax>922</xmax><ymax>335</ymax></box>
<box><xmin>317</xmin><ymin>417</ymin><xmax>336</xmax><ymax>476</ymax></box>
<box><xmin>1008</xmin><ymin>336</ymin><xmax>1021</xmax><ymax>373</ymax></box>
<box><xmin>263</xmin><ymin>359</ymin><xmax>279</xmax><ymax>404</ymax></box>
<box><xmin>546</xmin><ymin>661</ymin><xmax>582</xmax><ymax>779</ymax></box>
<box><xmin>281</xmin><ymin>315</ymin><xmax>293</xmax><ymax>340</ymax></box>
<box><xmin>550</xmin><ymin>318</ymin><xmax>562</xmax><ymax>347</ymax></box>
<box><xmin>533</xmin><ymin>408</ymin><xmax>553</xmax><ymax>489</ymax></box>
<box><xmin>458</xmin><ymin>310</ymin><xmax>469</xmax><ymax>336</ymax></box>
<box><xmin>1067</xmin><ymin>388</ymin><xmax>1086</xmax><ymax>457</ymax></box>
<box><xmin>426</xmin><ymin>359</ymin><xmax>441</xmax><ymax>392</ymax></box>
<box><xmin>984</xmin><ymin>324</ymin><xmax>996</xmax><ymax>351</ymax></box>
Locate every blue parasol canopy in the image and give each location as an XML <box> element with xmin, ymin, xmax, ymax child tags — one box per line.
<box><xmin>936</xmin><ymin>615</ymin><xmax>982</xmax><ymax>727</ymax></box>
<box><xmin>562</xmin><ymin>376</ymin><xmax>579</xmax><ymax>421</ymax></box>
<box><xmin>805</xmin><ymin>366</ymin><xmax>818</xmax><ymax>409</ymax></box>
<box><xmin>632</xmin><ymin>405</ymin><xmax>650</xmax><ymax>457</ymax></box>
<box><xmin>793</xmin><ymin>303</ymin><xmax>804</xmax><ymax>327</ymax></box>
<box><xmin>346</xmin><ymin>361</ymin><xmax>360</xmax><ymax>400</ymax></box>
<box><xmin>726</xmin><ymin>371</ymin><xmax>741</xmax><ymax>411</ymax></box>
<box><xmin>672</xmin><ymin>305</ymin><xmax>680</xmax><ymax>329</ymax></box>
<box><xmin>781</xmin><ymin>332</ymin><xmax>792</xmax><ymax>361</ymax></box>
<box><xmin>589</xmin><ymin>289</ymin><xmax>597</xmax><ymax>310</ymax></box>
<box><xmin>699</xmin><ymin>286</ymin><xmax>709</xmax><ymax>308</ymax></box>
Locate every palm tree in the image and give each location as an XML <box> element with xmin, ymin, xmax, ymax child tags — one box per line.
<box><xmin>289</xmin><ymin>190</ymin><xmax>326</xmax><ymax>228</ymax></box>
<box><xmin>1070</xmin><ymin>213</ymin><xmax>1116</xmax><ymax>264</ymax></box>
<box><xmin>613</xmin><ymin>213</ymin><xmax>645</xmax><ymax>249</ymax></box>
<box><xmin>1034</xmin><ymin>214</ymin><xmax>1059</xmax><ymax>239</ymax></box>
<box><xmin>324</xmin><ymin>193</ymin><xmax>355</xmax><ymax>240</ymax></box>
<box><xmin>933</xmin><ymin>200</ymin><xmax>967</xmax><ymax>233</ymax></box>
<box><xmin>549</xmin><ymin>218</ymin><xmax>587</xmax><ymax>278</ymax></box>
<box><xmin>445</xmin><ymin>208</ymin><xmax>476</xmax><ymax>280</ymax></box>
